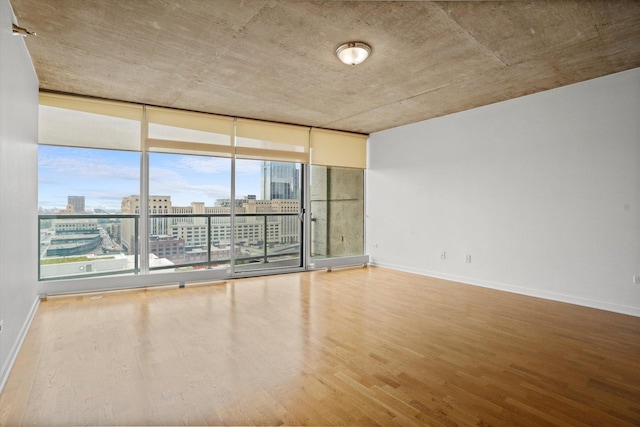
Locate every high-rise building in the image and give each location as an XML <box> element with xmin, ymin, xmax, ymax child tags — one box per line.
<box><xmin>149</xmin><ymin>234</ymin><xmax>185</xmax><ymax>264</ymax></box>
<box><xmin>260</xmin><ymin>161</ymin><xmax>299</xmax><ymax>200</ymax></box>
<box><xmin>67</xmin><ymin>196</ymin><xmax>85</xmax><ymax>213</ymax></box>
<box><xmin>120</xmin><ymin>194</ymin><xmax>300</xmax><ymax>254</ymax></box>
<box><xmin>120</xmin><ymin>195</ymin><xmax>173</xmax><ymax>253</ymax></box>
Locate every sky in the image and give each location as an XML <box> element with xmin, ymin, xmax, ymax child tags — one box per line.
<box><xmin>38</xmin><ymin>146</ymin><xmax>264</xmax><ymax>211</ymax></box>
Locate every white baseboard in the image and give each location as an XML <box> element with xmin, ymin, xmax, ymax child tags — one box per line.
<box><xmin>370</xmin><ymin>261</ymin><xmax>640</xmax><ymax>318</ymax></box>
<box><xmin>313</xmin><ymin>255</ymin><xmax>370</xmax><ymax>270</ymax></box>
<box><xmin>0</xmin><ymin>295</ymin><xmax>40</xmax><ymax>394</ymax></box>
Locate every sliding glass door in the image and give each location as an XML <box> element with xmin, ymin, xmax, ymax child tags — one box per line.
<box><xmin>146</xmin><ymin>154</ymin><xmax>306</xmax><ymax>276</ymax></box>
<box><xmin>233</xmin><ymin>159</ymin><xmax>304</xmax><ymax>274</ymax></box>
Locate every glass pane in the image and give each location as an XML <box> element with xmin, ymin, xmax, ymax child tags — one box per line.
<box><xmin>147</xmin><ymin>153</ymin><xmax>231</xmax><ymax>271</ymax></box>
<box><xmin>38</xmin><ymin>146</ymin><xmax>140</xmax><ymax>280</ymax></box>
<box><xmin>310</xmin><ymin>166</ymin><xmax>364</xmax><ymax>260</ymax></box>
<box><xmin>234</xmin><ymin>160</ymin><xmax>302</xmax><ymax>272</ymax></box>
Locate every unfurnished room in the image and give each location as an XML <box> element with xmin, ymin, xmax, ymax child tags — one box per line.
<box><xmin>1</xmin><ymin>1</ymin><xmax>639</xmax><ymax>426</ymax></box>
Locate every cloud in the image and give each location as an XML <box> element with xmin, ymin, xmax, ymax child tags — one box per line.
<box><xmin>37</xmin><ymin>148</ymin><xmax>275</xmax><ymax>209</ymax></box>
<box><xmin>176</xmin><ymin>156</ymin><xmax>231</xmax><ymax>174</ymax></box>
<box><xmin>149</xmin><ymin>164</ymin><xmax>231</xmax><ymax>204</ymax></box>
<box><xmin>150</xmin><ymin>155</ymin><xmax>262</xmax><ymax>202</ymax></box>
<box><xmin>38</xmin><ymin>147</ymin><xmax>140</xmax><ymax>209</ymax></box>
<box><xmin>173</xmin><ymin>156</ymin><xmax>261</xmax><ymax>175</ymax></box>
<box><xmin>38</xmin><ymin>149</ymin><xmax>139</xmax><ymax>180</ymax></box>
<box><xmin>149</xmin><ymin>166</ymin><xmax>184</xmax><ymax>183</ymax></box>
<box><xmin>159</xmin><ymin>182</ymin><xmax>229</xmax><ymax>203</ymax></box>
<box><xmin>236</xmin><ymin>159</ymin><xmax>263</xmax><ymax>175</ymax></box>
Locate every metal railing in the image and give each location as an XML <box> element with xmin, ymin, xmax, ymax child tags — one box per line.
<box><xmin>148</xmin><ymin>212</ymin><xmax>301</xmax><ymax>271</ymax></box>
<box><xmin>39</xmin><ymin>212</ymin><xmax>302</xmax><ymax>280</ymax></box>
<box><xmin>38</xmin><ymin>214</ymin><xmax>139</xmax><ymax>281</ymax></box>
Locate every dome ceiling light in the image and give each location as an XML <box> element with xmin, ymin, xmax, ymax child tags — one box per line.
<box><xmin>336</xmin><ymin>42</ymin><xmax>371</xmax><ymax>65</ymax></box>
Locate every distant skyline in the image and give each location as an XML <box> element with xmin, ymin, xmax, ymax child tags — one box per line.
<box><xmin>38</xmin><ymin>146</ymin><xmax>266</xmax><ymax>211</ymax></box>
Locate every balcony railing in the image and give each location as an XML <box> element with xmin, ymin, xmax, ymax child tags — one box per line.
<box><xmin>39</xmin><ymin>214</ymin><xmax>139</xmax><ymax>281</ymax></box>
<box><xmin>39</xmin><ymin>212</ymin><xmax>301</xmax><ymax>280</ymax></box>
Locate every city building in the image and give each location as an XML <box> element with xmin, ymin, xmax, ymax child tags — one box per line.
<box><xmin>148</xmin><ymin>234</ymin><xmax>185</xmax><ymax>264</ymax></box>
<box><xmin>45</xmin><ymin>233</ymin><xmax>102</xmax><ymax>257</ymax></box>
<box><xmin>44</xmin><ymin>220</ymin><xmax>102</xmax><ymax>257</ymax></box>
<box><xmin>54</xmin><ymin>219</ymin><xmax>98</xmax><ymax>234</ymax></box>
<box><xmin>120</xmin><ymin>195</ymin><xmax>301</xmax><ymax>260</ymax></box>
<box><xmin>260</xmin><ymin>161</ymin><xmax>299</xmax><ymax>200</ymax></box>
<box><xmin>120</xmin><ymin>195</ymin><xmax>173</xmax><ymax>253</ymax></box>
<box><xmin>67</xmin><ymin>196</ymin><xmax>85</xmax><ymax>213</ymax></box>
<box><xmin>104</xmin><ymin>222</ymin><xmax>121</xmax><ymax>246</ymax></box>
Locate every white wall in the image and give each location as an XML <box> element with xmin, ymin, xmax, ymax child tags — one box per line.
<box><xmin>0</xmin><ymin>0</ymin><xmax>40</xmax><ymax>391</ymax></box>
<box><xmin>367</xmin><ymin>68</ymin><xmax>640</xmax><ymax>316</ymax></box>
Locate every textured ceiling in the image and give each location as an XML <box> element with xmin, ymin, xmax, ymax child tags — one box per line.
<box><xmin>10</xmin><ymin>0</ymin><xmax>640</xmax><ymax>134</ymax></box>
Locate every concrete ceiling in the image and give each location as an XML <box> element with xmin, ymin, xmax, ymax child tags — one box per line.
<box><xmin>10</xmin><ymin>0</ymin><xmax>640</xmax><ymax>134</ymax></box>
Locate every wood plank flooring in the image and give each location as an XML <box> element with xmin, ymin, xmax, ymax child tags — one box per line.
<box><xmin>1</xmin><ymin>267</ymin><xmax>639</xmax><ymax>426</ymax></box>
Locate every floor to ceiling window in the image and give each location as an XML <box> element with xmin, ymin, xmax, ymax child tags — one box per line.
<box><xmin>145</xmin><ymin>106</ymin><xmax>234</xmax><ymax>273</ymax></box>
<box><xmin>38</xmin><ymin>94</ymin><xmax>143</xmax><ymax>281</ymax></box>
<box><xmin>232</xmin><ymin>119</ymin><xmax>309</xmax><ymax>275</ymax></box>
<box><xmin>37</xmin><ymin>93</ymin><xmax>367</xmax><ymax>292</ymax></box>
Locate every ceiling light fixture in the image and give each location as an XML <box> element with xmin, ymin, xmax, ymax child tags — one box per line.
<box><xmin>336</xmin><ymin>42</ymin><xmax>371</xmax><ymax>65</ymax></box>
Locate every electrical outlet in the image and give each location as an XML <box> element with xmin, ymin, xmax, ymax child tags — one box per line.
<box><xmin>372</xmin><ymin>244</ymin><xmax>378</xmax><ymax>249</ymax></box>
<box><xmin>0</xmin><ymin>319</ymin><xmax>4</xmax><ymax>333</ymax></box>
<box><xmin>634</xmin><ymin>276</ymin><xmax>640</xmax><ymax>284</ymax></box>
<box><xmin>441</xmin><ymin>251</ymin><xmax>446</xmax><ymax>260</ymax></box>
<box><xmin>465</xmin><ymin>254</ymin><xmax>472</xmax><ymax>263</ymax></box>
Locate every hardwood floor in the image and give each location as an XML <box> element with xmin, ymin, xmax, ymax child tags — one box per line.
<box><xmin>1</xmin><ymin>267</ymin><xmax>639</xmax><ymax>426</ymax></box>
